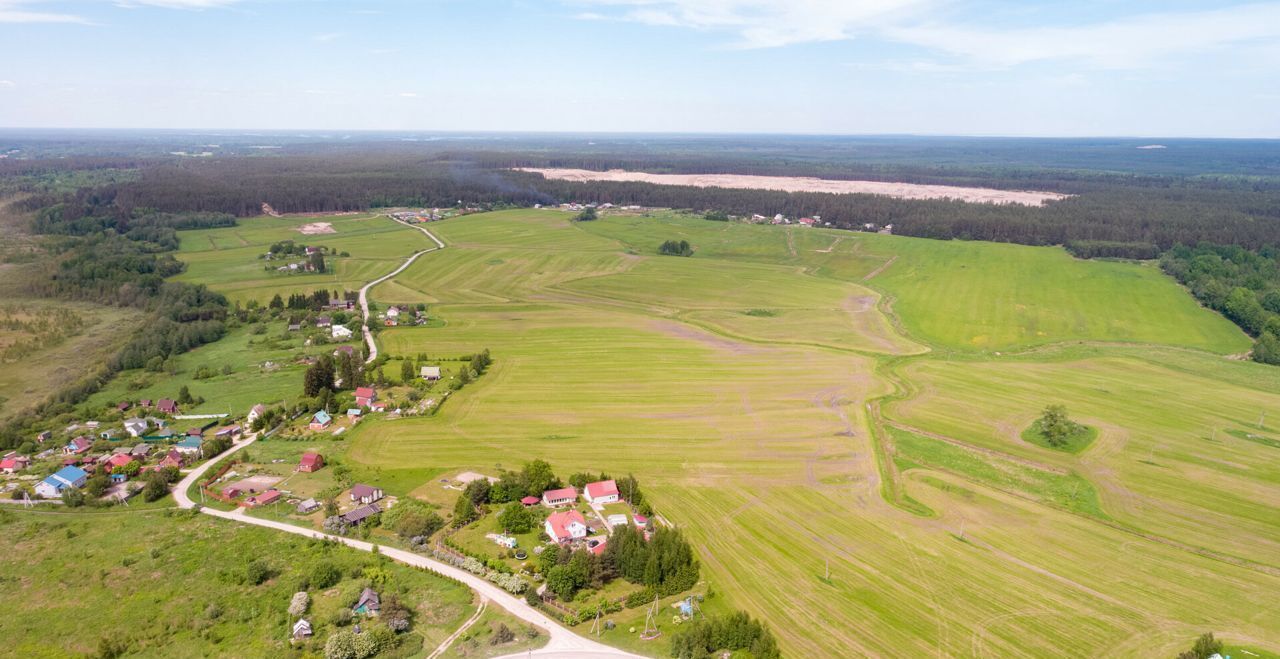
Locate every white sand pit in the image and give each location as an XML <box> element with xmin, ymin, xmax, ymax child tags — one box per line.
<box><xmin>517</xmin><ymin>168</ymin><xmax>1069</xmax><ymax>207</ymax></box>
<box><xmin>298</xmin><ymin>222</ymin><xmax>337</xmax><ymax>235</ymax></box>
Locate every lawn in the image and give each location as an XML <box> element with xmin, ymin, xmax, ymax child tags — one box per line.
<box><xmin>159</xmin><ymin>208</ymin><xmax>1280</xmax><ymax>657</ymax></box>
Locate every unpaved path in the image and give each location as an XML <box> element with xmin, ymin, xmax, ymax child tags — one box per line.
<box><xmin>173</xmin><ymin>435</ymin><xmax>640</xmax><ymax>658</ymax></box>
<box><xmin>359</xmin><ymin>218</ymin><xmax>446</xmax><ymax>363</ymax></box>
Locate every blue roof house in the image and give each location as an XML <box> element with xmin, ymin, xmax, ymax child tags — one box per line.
<box><xmin>35</xmin><ymin>465</ymin><xmax>89</xmax><ymax>499</ymax></box>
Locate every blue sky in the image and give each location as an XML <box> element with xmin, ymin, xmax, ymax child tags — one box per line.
<box><xmin>1</xmin><ymin>0</ymin><xmax>1278</xmax><ymax>136</ymax></box>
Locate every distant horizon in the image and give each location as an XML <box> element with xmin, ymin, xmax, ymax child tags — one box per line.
<box><xmin>2</xmin><ymin>127</ymin><xmax>1277</xmax><ymax>141</ymax></box>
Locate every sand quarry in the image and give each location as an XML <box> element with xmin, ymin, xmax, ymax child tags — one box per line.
<box><xmin>518</xmin><ymin>168</ymin><xmax>1069</xmax><ymax>206</ymax></box>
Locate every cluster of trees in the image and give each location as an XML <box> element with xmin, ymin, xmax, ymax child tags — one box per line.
<box><xmin>272</xmin><ymin>289</ymin><xmax>350</xmax><ymax>312</ymax></box>
<box><xmin>668</xmin><ymin>611</ymin><xmax>781</xmax><ymax>659</ymax></box>
<box><xmin>487</xmin><ymin>459</ymin><xmax>562</xmax><ymax>505</ymax></box>
<box><xmin>1161</xmin><ymin>243</ymin><xmax>1280</xmax><ymax>364</ymax></box>
<box><xmin>659</xmin><ymin>240</ymin><xmax>694</xmax><ymax>257</ymax></box>
<box><xmin>602</xmin><ymin>526</ymin><xmax>699</xmax><ymax>595</ymax></box>
<box><xmin>1064</xmin><ymin>240</ymin><xmax>1161</xmax><ymax>260</ymax></box>
<box><xmin>574</xmin><ymin>207</ymin><xmax>597</xmax><ymax>222</ymax></box>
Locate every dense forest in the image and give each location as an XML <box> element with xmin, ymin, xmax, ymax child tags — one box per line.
<box><xmin>1162</xmin><ymin>244</ymin><xmax>1280</xmax><ymax>364</ymax></box>
<box><xmin>13</xmin><ymin>145</ymin><xmax>1280</xmax><ymax>251</ymax></box>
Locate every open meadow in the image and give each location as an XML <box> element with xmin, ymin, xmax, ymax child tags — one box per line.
<box><xmin>175</xmin><ymin>208</ymin><xmax>1278</xmax><ymax>657</ymax></box>
<box><xmin>0</xmin><ymin>507</ymin><xmax>512</xmax><ymax>658</ymax></box>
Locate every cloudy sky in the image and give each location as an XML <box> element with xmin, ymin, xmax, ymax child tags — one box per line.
<box><xmin>1</xmin><ymin>0</ymin><xmax>1278</xmax><ymax>136</ymax></box>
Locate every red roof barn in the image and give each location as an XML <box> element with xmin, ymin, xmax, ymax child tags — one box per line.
<box><xmin>299</xmin><ymin>452</ymin><xmax>324</xmax><ymax>473</ymax></box>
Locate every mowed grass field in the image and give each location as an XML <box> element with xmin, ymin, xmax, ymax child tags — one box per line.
<box><xmin>174</xmin><ymin>212</ymin><xmax>434</xmax><ymax>305</ymax></box>
<box><xmin>180</xmin><ymin>209</ymin><xmax>1279</xmax><ymax>657</ymax></box>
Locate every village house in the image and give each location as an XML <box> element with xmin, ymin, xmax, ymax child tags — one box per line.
<box><xmin>64</xmin><ymin>437</ymin><xmax>93</xmax><ymax>455</ymax></box>
<box><xmin>520</xmin><ymin>495</ymin><xmax>540</xmax><ymax>507</ymax></box>
<box><xmin>331</xmin><ymin>325</ymin><xmax>353</xmax><ymax>340</ymax></box>
<box><xmin>123</xmin><ymin>418</ymin><xmax>149</xmax><ymax>438</ymax></box>
<box><xmin>0</xmin><ymin>455</ymin><xmax>30</xmax><ymax>473</ymax></box>
<box><xmin>214</xmin><ymin>425</ymin><xmax>242</xmax><ymax>440</ymax></box>
<box><xmin>117</xmin><ymin>401</ymin><xmax>131</xmax><ymax>413</ymax></box>
<box><xmin>343</xmin><ymin>503</ymin><xmax>381</xmax><ymax>526</ymax></box>
<box><xmin>288</xmin><ymin>322</ymin><xmax>302</xmax><ymax>332</ymax></box>
<box><xmin>541</xmin><ymin>486</ymin><xmax>577</xmax><ymax>507</ymax></box>
<box><xmin>35</xmin><ymin>465</ymin><xmax>89</xmax><ymax>498</ymax></box>
<box><xmin>386</xmin><ymin>306</ymin><xmax>400</xmax><ymax>320</ymax></box>
<box><xmin>106</xmin><ymin>454</ymin><xmax>134</xmax><ymax>472</ymax></box>
<box><xmin>292</xmin><ymin>619</ymin><xmax>312</xmax><ymax>640</ymax></box>
<box><xmin>186</xmin><ymin>427</ymin><xmax>203</xmax><ymax>438</ymax></box>
<box><xmin>369</xmin><ymin>401</ymin><xmax>387</xmax><ymax>413</ymax></box>
<box><xmin>139</xmin><ymin>399</ymin><xmax>152</xmax><ymax>409</ymax></box>
<box><xmin>354</xmin><ymin>387</ymin><xmax>377</xmax><ymax>408</ymax></box>
<box><xmin>353</xmin><ymin>588</ymin><xmax>381</xmax><ymax>616</ymax></box>
<box><xmin>419</xmin><ymin>366</ymin><xmax>441</xmax><ymax>380</ymax></box>
<box><xmin>174</xmin><ymin>436</ymin><xmax>203</xmax><ymax>456</ymax></box>
<box><xmin>247</xmin><ymin>404</ymin><xmax>267</xmax><ymax>426</ymax></box>
<box><xmin>333</xmin><ymin>345</ymin><xmax>356</xmax><ymax>358</ymax></box>
<box><xmin>545</xmin><ymin>509</ymin><xmax>589</xmax><ymax>543</ymax></box>
<box><xmin>296</xmin><ymin>498</ymin><xmax>320</xmax><ymax>514</ymax></box>
<box><xmin>350</xmin><ymin>483</ymin><xmax>383</xmax><ymax>505</ymax></box>
<box><xmin>157</xmin><ymin>399</ymin><xmax>178</xmax><ymax>414</ymax></box>
<box><xmin>583</xmin><ymin>479</ymin><xmax>620</xmax><ymax>504</ymax></box>
<box><xmin>346</xmin><ymin>408</ymin><xmax>362</xmax><ymax>421</ymax></box>
<box><xmin>298</xmin><ymin>452</ymin><xmax>324</xmax><ymax>473</ymax></box>
<box><xmin>221</xmin><ymin>485</ymin><xmax>242</xmax><ymax>499</ymax></box>
<box><xmin>37</xmin><ymin>430</ymin><xmax>52</xmax><ymax>443</ymax></box>
<box><xmin>309</xmin><ymin>410</ymin><xmax>332</xmax><ymax>431</ymax></box>
<box><xmin>159</xmin><ymin>449</ymin><xmax>185</xmax><ymax>469</ymax></box>
<box><xmin>130</xmin><ymin>443</ymin><xmax>152</xmax><ymax>458</ymax></box>
<box><xmin>315</xmin><ymin>316</ymin><xmax>332</xmax><ymax>328</ymax></box>
<box><xmin>245</xmin><ymin>489</ymin><xmax>282</xmax><ymax>507</ymax></box>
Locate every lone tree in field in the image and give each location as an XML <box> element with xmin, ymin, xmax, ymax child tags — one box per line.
<box><xmin>574</xmin><ymin>207</ymin><xmax>597</xmax><ymax>222</ymax></box>
<box><xmin>1176</xmin><ymin>632</ymin><xmax>1223</xmax><ymax>659</ymax></box>
<box><xmin>1037</xmin><ymin>404</ymin><xmax>1080</xmax><ymax>447</ymax></box>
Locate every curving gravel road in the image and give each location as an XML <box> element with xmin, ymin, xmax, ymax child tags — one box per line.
<box><xmin>358</xmin><ymin>218</ymin><xmax>446</xmax><ymax>364</ymax></box>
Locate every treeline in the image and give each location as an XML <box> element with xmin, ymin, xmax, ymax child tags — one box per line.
<box><xmin>1161</xmin><ymin>243</ymin><xmax>1280</xmax><ymax>364</ymax></box>
<box><xmin>17</xmin><ymin>150</ymin><xmax>1280</xmax><ymax>250</ymax></box>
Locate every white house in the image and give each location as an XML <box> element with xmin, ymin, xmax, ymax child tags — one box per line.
<box><xmin>584</xmin><ymin>479</ymin><xmax>620</xmax><ymax>504</ymax></box>
<box><xmin>545</xmin><ymin>510</ymin><xmax>588</xmax><ymax>543</ymax></box>
<box><xmin>419</xmin><ymin>366</ymin><xmax>441</xmax><ymax>380</ymax></box>
<box><xmin>247</xmin><ymin>404</ymin><xmax>266</xmax><ymax>425</ymax></box>
<box><xmin>331</xmin><ymin>325</ymin><xmax>353</xmax><ymax>340</ymax></box>
<box><xmin>386</xmin><ymin>306</ymin><xmax>401</xmax><ymax>319</ymax></box>
<box><xmin>123</xmin><ymin>417</ymin><xmax>149</xmax><ymax>438</ymax></box>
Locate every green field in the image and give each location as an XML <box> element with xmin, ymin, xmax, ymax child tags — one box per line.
<box><xmin>172</xmin><ymin>208</ymin><xmax>1278</xmax><ymax>657</ymax></box>
<box><xmin>173</xmin><ymin>212</ymin><xmax>435</xmax><ymax>305</ymax></box>
<box><xmin>0</xmin><ymin>508</ymin><xmax>503</xmax><ymax>658</ymax></box>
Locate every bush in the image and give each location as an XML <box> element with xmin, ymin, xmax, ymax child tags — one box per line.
<box><xmin>490</xmin><ymin>623</ymin><xmax>515</xmax><ymax>645</ymax></box>
<box><xmin>311</xmin><ymin>561</ymin><xmax>341</xmax><ymax>588</ymax></box>
<box><xmin>245</xmin><ymin>559</ymin><xmax>273</xmax><ymax>585</ymax></box>
<box><xmin>289</xmin><ymin>591</ymin><xmax>310</xmax><ymax>616</ymax></box>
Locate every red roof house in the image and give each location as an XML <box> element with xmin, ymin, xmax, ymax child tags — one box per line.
<box><xmin>583</xmin><ymin>480</ymin><xmax>619</xmax><ymax>504</ymax></box>
<box><xmin>544</xmin><ymin>510</ymin><xmax>588</xmax><ymax>542</ymax></box>
<box><xmin>244</xmin><ymin>489</ymin><xmax>281</xmax><ymax>507</ymax></box>
<box><xmin>298</xmin><ymin>452</ymin><xmax>324</xmax><ymax>473</ymax></box>
<box><xmin>354</xmin><ymin>387</ymin><xmax>377</xmax><ymax>407</ymax></box>
<box><xmin>157</xmin><ymin>399</ymin><xmax>178</xmax><ymax>414</ymax></box>
<box><xmin>106</xmin><ymin>454</ymin><xmax>135</xmax><ymax>470</ymax></box>
<box><xmin>64</xmin><ymin>437</ymin><xmax>93</xmax><ymax>455</ymax></box>
<box><xmin>0</xmin><ymin>456</ymin><xmax>29</xmax><ymax>473</ymax></box>
<box><xmin>541</xmin><ymin>486</ymin><xmax>578</xmax><ymax>507</ymax></box>
<box><xmin>159</xmin><ymin>449</ymin><xmax>185</xmax><ymax>469</ymax></box>
<box><xmin>520</xmin><ymin>495</ymin><xmax>540</xmax><ymax>507</ymax></box>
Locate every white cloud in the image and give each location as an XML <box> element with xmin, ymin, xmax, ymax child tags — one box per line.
<box><xmin>885</xmin><ymin>3</ymin><xmax>1280</xmax><ymax>69</ymax></box>
<box><xmin>572</xmin><ymin>0</ymin><xmax>1280</xmax><ymax>68</ymax></box>
<box><xmin>0</xmin><ymin>79</ymin><xmax>15</xmax><ymax>87</ymax></box>
<box><xmin>313</xmin><ymin>32</ymin><xmax>343</xmax><ymax>42</ymax></box>
<box><xmin>0</xmin><ymin>1</ymin><xmax>87</xmax><ymax>23</ymax></box>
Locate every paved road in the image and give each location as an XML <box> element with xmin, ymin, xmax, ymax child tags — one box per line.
<box><xmin>173</xmin><ymin>439</ymin><xmax>641</xmax><ymax>658</ymax></box>
<box><xmin>359</xmin><ymin>218</ymin><xmax>446</xmax><ymax>364</ymax></box>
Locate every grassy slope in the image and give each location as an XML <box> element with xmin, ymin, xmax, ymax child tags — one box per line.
<box><xmin>173</xmin><ymin>208</ymin><xmax>1280</xmax><ymax>657</ymax></box>
<box><xmin>0</xmin><ymin>508</ymin><xmax>477</xmax><ymax>659</ymax></box>
<box><xmin>0</xmin><ymin>302</ymin><xmax>144</xmax><ymax>420</ymax></box>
